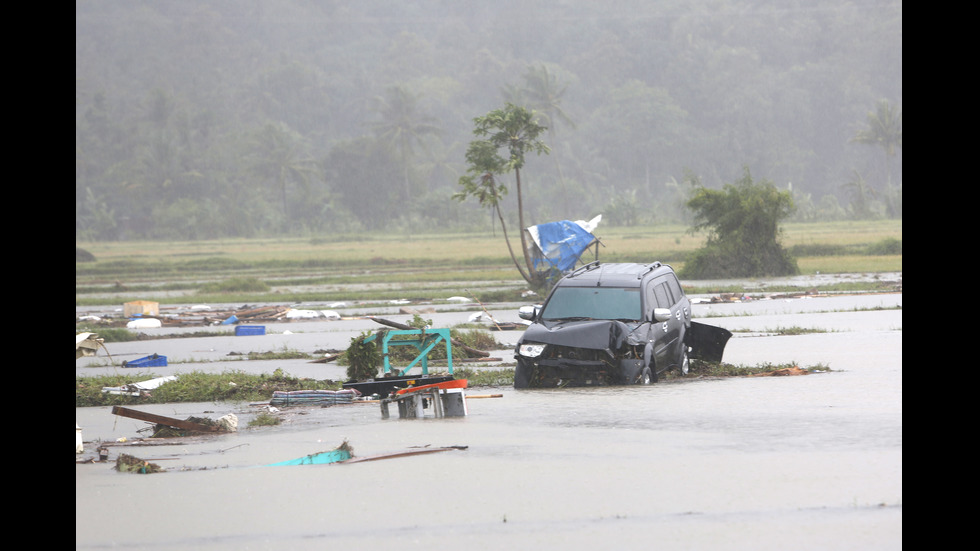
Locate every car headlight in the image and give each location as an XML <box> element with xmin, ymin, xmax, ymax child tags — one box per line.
<box><xmin>519</xmin><ymin>343</ymin><xmax>546</xmax><ymax>358</ymax></box>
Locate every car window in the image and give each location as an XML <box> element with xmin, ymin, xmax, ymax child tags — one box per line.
<box><xmin>652</xmin><ymin>282</ymin><xmax>671</xmax><ymax>308</ymax></box>
<box><xmin>542</xmin><ymin>287</ymin><xmax>642</xmax><ymax>320</ymax></box>
<box><xmin>666</xmin><ymin>273</ymin><xmax>684</xmax><ymax>303</ymax></box>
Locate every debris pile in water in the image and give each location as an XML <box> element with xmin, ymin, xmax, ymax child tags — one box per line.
<box><xmin>115</xmin><ymin>454</ymin><xmax>164</xmax><ymax>474</ymax></box>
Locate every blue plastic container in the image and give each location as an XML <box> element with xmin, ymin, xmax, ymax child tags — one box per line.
<box><xmin>235</xmin><ymin>325</ymin><xmax>266</xmax><ymax>336</ymax></box>
<box><xmin>123</xmin><ymin>354</ymin><xmax>167</xmax><ymax>368</ymax></box>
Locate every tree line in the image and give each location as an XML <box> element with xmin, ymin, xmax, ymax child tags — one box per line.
<box><xmin>75</xmin><ymin>0</ymin><xmax>902</xmax><ymax>241</ymax></box>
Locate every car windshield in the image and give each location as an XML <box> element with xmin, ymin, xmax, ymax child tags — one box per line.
<box><xmin>541</xmin><ymin>287</ymin><xmax>642</xmax><ymax>321</ymax></box>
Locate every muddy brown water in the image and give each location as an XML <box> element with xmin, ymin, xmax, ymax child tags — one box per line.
<box><xmin>76</xmin><ymin>292</ymin><xmax>901</xmax><ymax>550</ymax></box>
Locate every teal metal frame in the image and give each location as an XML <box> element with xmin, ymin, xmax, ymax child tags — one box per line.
<box><xmin>363</xmin><ymin>328</ymin><xmax>453</xmax><ymax>376</ymax></box>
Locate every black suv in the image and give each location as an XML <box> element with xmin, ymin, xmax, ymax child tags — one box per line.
<box><xmin>514</xmin><ymin>261</ymin><xmax>731</xmax><ymax>388</ymax></box>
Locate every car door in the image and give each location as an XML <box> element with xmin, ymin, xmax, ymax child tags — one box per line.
<box><xmin>663</xmin><ymin>272</ymin><xmax>691</xmax><ymax>363</ymax></box>
<box><xmin>647</xmin><ymin>276</ymin><xmax>682</xmax><ymax>370</ymax></box>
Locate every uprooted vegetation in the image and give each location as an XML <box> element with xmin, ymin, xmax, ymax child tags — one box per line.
<box><xmin>683</xmin><ymin>360</ymin><xmax>830</xmax><ymax>378</ymax></box>
<box><xmin>75</xmin><ymin>368</ymin><xmax>337</xmax><ymax>407</ymax></box>
<box><xmin>75</xmin><ymin>362</ymin><xmax>828</xmax><ymax>407</ymax></box>
<box><xmin>341</xmin><ymin>314</ymin><xmax>499</xmax><ymax>380</ymax></box>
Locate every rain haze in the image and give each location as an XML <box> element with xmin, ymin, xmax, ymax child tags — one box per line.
<box><xmin>76</xmin><ymin>0</ymin><xmax>902</xmax><ymax>240</ymax></box>
<box><xmin>76</xmin><ymin>2</ymin><xmax>901</xmax><ymax>549</ymax></box>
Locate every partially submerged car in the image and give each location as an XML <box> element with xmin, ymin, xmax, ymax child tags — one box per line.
<box><xmin>514</xmin><ymin>261</ymin><xmax>731</xmax><ymax>388</ymax></box>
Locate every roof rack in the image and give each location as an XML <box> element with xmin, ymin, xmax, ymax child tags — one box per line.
<box><xmin>636</xmin><ymin>261</ymin><xmax>662</xmax><ymax>279</ymax></box>
<box><xmin>568</xmin><ymin>260</ymin><xmax>601</xmax><ymax>278</ymax></box>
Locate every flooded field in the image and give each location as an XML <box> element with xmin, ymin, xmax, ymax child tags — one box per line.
<box><xmin>76</xmin><ymin>292</ymin><xmax>901</xmax><ymax>550</ymax></box>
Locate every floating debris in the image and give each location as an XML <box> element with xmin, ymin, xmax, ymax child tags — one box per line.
<box><xmin>127</xmin><ymin>318</ymin><xmax>162</xmax><ymax>329</ymax></box>
<box><xmin>266</xmin><ymin>441</ymin><xmax>354</xmax><ymax>466</ymax></box>
<box><xmin>110</xmin><ymin>406</ymin><xmax>236</xmax><ymax>436</ymax></box>
<box><xmin>269</xmin><ymin>388</ymin><xmax>361</xmax><ymax>407</ymax></box>
<box><xmin>116</xmin><ymin>453</ymin><xmax>164</xmax><ymax>474</ymax></box>
<box><xmin>266</xmin><ymin>441</ymin><xmax>467</xmax><ymax>467</ymax></box>
<box><xmin>102</xmin><ymin>375</ymin><xmax>177</xmax><ymax>396</ymax></box>
<box><xmin>75</xmin><ymin>333</ymin><xmax>107</xmax><ymax>359</ymax></box>
<box><xmin>121</xmin><ymin>353</ymin><xmax>167</xmax><ymax>368</ymax></box>
<box><xmin>381</xmin><ymin>379</ymin><xmax>469</xmax><ymax>419</ymax></box>
<box><xmin>748</xmin><ymin>366</ymin><xmax>809</xmax><ymax>377</ymax></box>
<box><xmin>341</xmin><ymin>445</ymin><xmax>468</xmax><ymax>464</ymax></box>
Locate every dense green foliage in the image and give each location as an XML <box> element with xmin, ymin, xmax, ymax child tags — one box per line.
<box><xmin>345</xmin><ymin>332</ymin><xmax>382</xmax><ymax>381</ymax></box>
<box><xmin>76</xmin><ymin>1</ymin><xmax>901</xmax><ymax>241</ymax></box>
<box><xmin>682</xmin><ymin>168</ymin><xmax>798</xmax><ymax>278</ymax></box>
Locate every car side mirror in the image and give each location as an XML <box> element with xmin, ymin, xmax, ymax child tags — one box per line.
<box><xmin>653</xmin><ymin>308</ymin><xmax>672</xmax><ymax>322</ymax></box>
<box><xmin>518</xmin><ymin>305</ymin><xmax>540</xmax><ymax>321</ymax></box>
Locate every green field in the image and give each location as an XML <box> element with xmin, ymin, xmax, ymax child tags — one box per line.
<box><xmin>76</xmin><ymin>220</ymin><xmax>901</xmax><ymax>306</ymax></box>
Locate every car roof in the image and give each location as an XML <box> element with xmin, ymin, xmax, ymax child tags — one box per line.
<box><xmin>557</xmin><ymin>261</ymin><xmax>672</xmax><ymax>287</ymax></box>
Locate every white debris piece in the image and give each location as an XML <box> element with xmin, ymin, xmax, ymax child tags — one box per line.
<box><xmin>285</xmin><ymin>309</ymin><xmax>321</xmax><ymax>319</ymax></box>
<box><xmin>102</xmin><ymin>375</ymin><xmax>177</xmax><ymax>396</ymax></box>
<box><xmin>217</xmin><ymin>413</ymin><xmax>239</xmax><ymax>432</ymax></box>
<box><xmin>76</xmin><ymin>332</ymin><xmax>105</xmax><ymax>358</ymax></box>
<box><xmin>127</xmin><ymin>318</ymin><xmax>162</xmax><ymax>329</ymax></box>
<box><xmin>575</xmin><ymin>214</ymin><xmax>602</xmax><ymax>233</ymax></box>
<box><xmin>468</xmin><ymin>311</ymin><xmax>500</xmax><ymax>323</ymax></box>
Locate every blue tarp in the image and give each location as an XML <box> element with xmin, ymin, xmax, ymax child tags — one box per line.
<box><xmin>528</xmin><ymin>220</ymin><xmax>597</xmax><ymax>273</ymax></box>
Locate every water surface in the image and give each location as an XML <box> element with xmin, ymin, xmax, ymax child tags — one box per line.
<box><xmin>76</xmin><ymin>293</ymin><xmax>901</xmax><ymax>550</ymax></box>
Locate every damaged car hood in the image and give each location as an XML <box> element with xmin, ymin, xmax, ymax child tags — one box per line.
<box><xmin>522</xmin><ymin>319</ymin><xmax>733</xmax><ymax>363</ymax></box>
<box><xmin>522</xmin><ymin>319</ymin><xmax>645</xmax><ymax>352</ymax></box>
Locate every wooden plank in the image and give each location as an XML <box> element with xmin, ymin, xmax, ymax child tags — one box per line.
<box><xmin>111</xmin><ymin>406</ymin><xmax>221</xmax><ymax>432</ymax></box>
<box><xmin>339</xmin><ymin>446</ymin><xmax>467</xmax><ymax>464</ymax></box>
<box><xmin>394</xmin><ymin>379</ymin><xmax>468</xmax><ymax>395</ymax></box>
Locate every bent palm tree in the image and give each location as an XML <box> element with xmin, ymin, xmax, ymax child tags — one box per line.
<box><xmin>456</xmin><ymin>104</ymin><xmax>550</xmax><ymax>287</ymax></box>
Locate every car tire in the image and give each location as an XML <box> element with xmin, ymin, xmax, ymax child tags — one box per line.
<box><xmin>514</xmin><ymin>360</ymin><xmax>532</xmax><ymax>389</ymax></box>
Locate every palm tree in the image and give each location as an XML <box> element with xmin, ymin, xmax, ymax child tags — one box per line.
<box><xmin>841</xmin><ymin>170</ymin><xmax>877</xmax><ymax>219</ymax></box>
<box><xmin>851</xmin><ymin>99</ymin><xmax>902</xmax><ymax>158</ymax></box>
<box><xmin>521</xmin><ymin>63</ymin><xmax>575</xmax><ymax>132</ymax></box>
<box><xmin>251</xmin><ymin>122</ymin><xmax>318</xmax><ymax>229</ymax></box>
<box><xmin>370</xmin><ymin>85</ymin><xmax>441</xmax><ymax>202</ymax></box>
<box><xmin>456</xmin><ymin>103</ymin><xmax>550</xmax><ymax>287</ymax></box>
<box><xmin>456</xmin><ymin>160</ymin><xmax>527</xmax><ymax>281</ymax></box>
<box><xmin>851</xmin><ymin>99</ymin><xmax>901</xmax><ymax>215</ymax></box>
<box><xmin>520</xmin><ymin>64</ymin><xmax>576</xmax><ymax>215</ymax></box>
